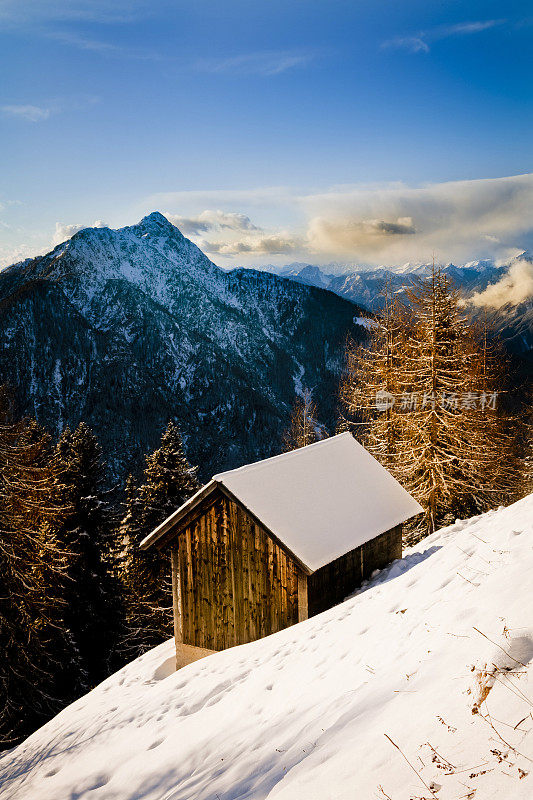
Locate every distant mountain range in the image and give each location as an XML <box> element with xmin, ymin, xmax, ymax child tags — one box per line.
<box><xmin>0</xmin><ymin>213</ymin><xmax>366</xmax><ymax>481</ymax></box>
<box><xmin>275</xmin><ymin>259</ymin><xmax>506</xmax><ymax>308</ymax></box>
<box><xmin>265</xmin><ymin>258</ymin><xmax>533</xmax><ymax>357</ymax></box>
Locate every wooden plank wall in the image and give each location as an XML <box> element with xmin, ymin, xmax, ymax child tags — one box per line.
<box><xmin>307</xmin><ymin>525</ymin><xmax>402</xmax><ymax>616</ymax></box>
<box><xmin>177</xmin><ymin>491</ymin><xmax>299</xmax><ymax>650</ymax></box>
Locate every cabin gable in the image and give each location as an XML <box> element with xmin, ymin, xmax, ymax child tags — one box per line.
<box><xmin>169</xmin><ymin>489</ymin><xmax>301</xmax><ymax>652</ymax></box>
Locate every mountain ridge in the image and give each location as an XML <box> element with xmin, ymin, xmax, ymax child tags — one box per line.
<box><xmin>0</xmin><ymin>214</ymin><xmax>365</xmax><ymax>481</ymax></box>
<box><xmin>265</xmin><ymin>256</ymin><xmax>533</xmax><ymax>356</ymax></box>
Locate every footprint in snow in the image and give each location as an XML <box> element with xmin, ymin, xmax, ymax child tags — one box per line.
<box><xmin>147</xmin><ymin>738</ymin><xmax>164</xmax><ymax>750</ymax></box>
<box><xmin>45</xmin><ymin>768</ymin><xmax>59</xmax><ymax>778</ymax></box>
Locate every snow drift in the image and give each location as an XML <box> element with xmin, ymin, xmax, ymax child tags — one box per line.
<box><xmin>1</xmin><ymin>495</ymin><xmax>532</xmax><ymax>800</ymax></box>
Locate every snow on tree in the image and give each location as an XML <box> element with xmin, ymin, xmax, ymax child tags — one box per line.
<box><xmin>283</xmin><ymin>389</ymin><xmax>324</xmax><ymax>452</ymax></box>
<box><xmin>119</xmin><ymin>421</ymin><xmax>198</xmax><ymax>658</ymax></box>
<box><xmin>54</xmin><ymin>423</ymin><xmax>123</xmax><ymax>692</ymax></box>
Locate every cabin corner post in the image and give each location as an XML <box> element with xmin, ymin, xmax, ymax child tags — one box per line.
<box><xmin>297</xmin><ymin>570</ymin><xmax>308</xmax><ymax>622</ymax></box>
<box><xmin>170</xmin><ymin>543</ymin><xmax>183</xmax><ymax>667</ymax></box>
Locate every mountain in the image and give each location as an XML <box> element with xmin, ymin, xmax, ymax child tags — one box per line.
<box><xmin>271</xmin><ymin>259</ymin><xmax>507</xmax><ymax>308</ymax></box>
<box><xmin>267</xmin><ymin>258</ymin><xmax>533</xmax><ymax>358</ymax></box>
<box><xmin>0</xmin><ymin>213</ymin><xmax>365</xmax><ymax>481</ymax></box>
<box><xmin>2</xmin><ymin>494</ymin><xmax>532</xmax><ymax>799</ymax></box>
<box><xmin>279</xmin><ymin>263</ymin><xmax>336</xmax><ymax>288</ymax></box>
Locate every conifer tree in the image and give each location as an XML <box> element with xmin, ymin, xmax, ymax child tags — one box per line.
<box><xmin>55</xmin><ymin>423</ymin><xmax>122</xmax><ymax>691</ymax></box>
<box><xmin>119</xmin><ymin>421</ymin><xmax>198</xmax><ymax>657</ymax></box>
<box><xmin>0</xmin><ymin>390</ymin><xmax>73</xmax><ymax>745</ymax></box>
<box><xmin>522</xmin><ymin>410</ymin><xmax>533</xmax><ymax>496</ymax></box>
<box><xmin>339</xmin><ymin>284</ymin><xmax>408</xmax><ymax>474</ymax></box>
<box><xmin>283</xmin><ymin>389</ymin><xmax>323</xmax><ymax>451</ymax></box>
<box><xmin>340</xmin><ymin>268</ymin><xmax>518</xmax><ymax>536</ymax></box>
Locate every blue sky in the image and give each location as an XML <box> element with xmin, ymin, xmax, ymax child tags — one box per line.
<box><xmin>1</xmin><ymin>0</ymin><xmax>532</xmax><ymax>267</ymax></box>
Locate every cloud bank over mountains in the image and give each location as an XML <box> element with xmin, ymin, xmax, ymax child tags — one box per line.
<box><xmin>3</xmin><ymin>173</ymin><xmax>531</xmax><ymax>273</ymax></box>
<box><xmin>153</xmin><ymin>172</ymin><xmax>533</xmax><ymax>267</ymax></box>
<box><xmin>301</xmin><ymin>173</ymin><xmax>533</xmax><ymax>265</ymax></box>
<box><xmin>469</xmin><ymin>257</ymin><xmax>533</xmax><ymax>309</ymax></box>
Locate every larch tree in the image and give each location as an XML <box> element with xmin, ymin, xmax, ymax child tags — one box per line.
<box><xmin>339</xmin><ymin>283</ymin><xmax>409</xmax><ymax>475</ymax></box>
<box><xmin>340</xmin><ymin>268</ymin><xmax>518</xmax><ymax>536</ymax></box>
<box><xmin>522</xmin><ymin>409</ymin><xmax>533</xmax><ymax>496</ymax></box>
<box><xmin>119</xmin><ymin>421</ymin><xmax>198</xmax><ymax>658</ymax></box>
<box><xmin>0</xmin><ymin>390</ymin><xmax>73</xmax><ymax>746</ymax></box>
<box><xmin>55</xmin><ymin>423</ymin><xmax>123</xmax><ymax>692</ymax></box>
<box><xmin>283</xmin><ymin>389</ymin><xmax>324</xmax><ymax>452</ymax></box>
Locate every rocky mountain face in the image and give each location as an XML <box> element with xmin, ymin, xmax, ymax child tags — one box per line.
<box><xmin>274</xmin><ymin>258</ymin><xmax>533</xmax><ymax>358</ymax></box>
<box><xmin>0</xmin><ymin>213</ymin><xmax>365</xmax><ymax>481</ymax></box>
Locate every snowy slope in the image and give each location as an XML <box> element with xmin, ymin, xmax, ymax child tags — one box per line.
<box><xmin>1</xmin><ymin>495</ymin><xmax>532</xmax><ymax>800</ymax></box>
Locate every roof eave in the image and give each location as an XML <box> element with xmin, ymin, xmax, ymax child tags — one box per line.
<box><xmin>139</xmin><ymin>480</ymin><xmax>218</xmax><ymax>550</ymax></box>
<box><xmin>139</xmin><ymin>477</ymin><xmax>313</xmax><ymax>574</ymax></box>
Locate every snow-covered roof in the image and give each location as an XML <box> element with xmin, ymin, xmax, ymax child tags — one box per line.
<box><xmin>141</xmin><ymin>433</ymin><xmax>422</xmax><ymax>572</ymax></box>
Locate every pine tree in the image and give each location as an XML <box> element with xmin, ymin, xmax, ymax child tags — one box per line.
<box><xmin>119</xmin><ymin>421</ymin><xmax>198</xmax><ymax>657</ymax></box>
<box><xmin>55</xmin><ymin>423</ymin><xmax>122</xmax><ymax>691</ymax></box>
<box><xmin>0</xmin><ymin>390</ymin><xmax>73</xmax><ymax>745</ymax></box>
<box><xmin>340</xmin><ymin>268</ymin><xmax>518</xmax><ymax>536</ymax></box>
<box><xmin>283</xmin><ymin>389</ymin><xmax>324</xmax><ymax>451</ymax></box>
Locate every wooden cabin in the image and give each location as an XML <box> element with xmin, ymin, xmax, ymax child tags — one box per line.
<box><xmin>140</xmin><ymin>432</ymin><xmax>422</xmax><ymax>668</ymax></box>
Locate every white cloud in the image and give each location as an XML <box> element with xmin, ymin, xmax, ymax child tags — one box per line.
<box><xmin>46</xmin><ymin>30</ymin><xmax>165</xmax><ymax>61</ymax></box>
<box><xmin>139</xmin><ymin>173</ymin><xmax>533</xmax><ymax>267</ymax></box>
<box><xmin>147</xmin><ymin>187</ymin><xmax>295</xmax><ymax>212</ymax></box>
<box><xmin>160</xmin><ymin>209</ymin><xmax>299</xmax><ymax>257</ymax></box>
<box><xmin>164</xmin><ymin>210</ymin><xmax>260</xmax><ymax>237</ymax></box>
<box><xmin>200</xmin><ymin>235</ymin><xmax>299</xmax><ymax>257</ymax></box>
<box><xmin>382</xmin><ymin>36</ymin><xmax>429</xmax><ymax>54</ymax></box>
<box><xmin>469</xmin><ymin>258</ymin><xmax>533</xmax><ymax>308</ymax></box>
<box><xmin>382</xmin><ymin>18</ymin><xmax>504</xmax><ymax>53</ymax></box>
<box><xmin>438</xmin><ymin>20</ymin><xmax>504</xmax><ymax>36</ymax></box>
<box><xmin>52</xmin><ymin>219</ymin><xmax>107</xmax><ymax>246</ymax></box>
<box><xmin>195</xmin><ymin>51</ymin><xmax>313</xmax><ymax>76</ymax></box>
<box><xmin>0</xmin><ymin>1</ymin><xmax>150</xmax><ymax>24</ymax></box>
<box><xmin>0</xmin><ymin>242</ymin><xmax>45</xmax><ymax>268</ymax></box>
<box><xmin>0</xmin><ymin>1</ymin><xmax>160</xmax><ymax>59</ymax></box>
<box><xmin>1</xmin><ymin>104</ymin><xmax>51</xmax><ymax>122</ymax></box>
<box><xmin>302</xmin><ymin>173</ymin><xmax>533</xmax><ymax>265</ymax></box>
<box><xmin>1</xmin><ymin>96</ymin><xmax>99</xmax><ymax>123</ymax></box>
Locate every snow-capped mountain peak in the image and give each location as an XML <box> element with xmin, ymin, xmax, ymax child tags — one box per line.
<box><xmin>0</xmin><ymin>215</ymin><xmax>365</xmax><ymax>481</ymax></box>
<box><xmin>137</xmin><ymin>210</ymin><xmax>174</xmax><ymax>230</ymax></box>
